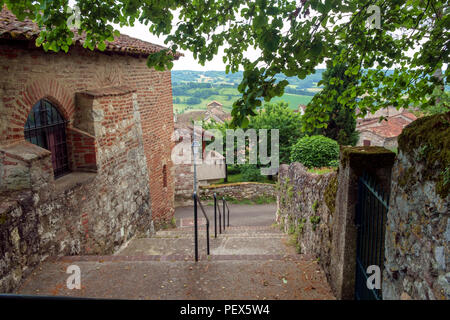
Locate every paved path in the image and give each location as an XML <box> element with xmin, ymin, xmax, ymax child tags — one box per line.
<box><xmin>16</xmin><ymin>205</ymin><xmax>335</xmax><ymax>300</ymax></box>
<box><xmin>175</xmin><ymin>203</ymin><xmax>277</xmax><ymax>227</ymax></box>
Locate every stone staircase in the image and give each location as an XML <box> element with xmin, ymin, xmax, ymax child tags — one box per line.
<box><xmin>116</xmin><ymin>225</ymin><xmax>288</xmax><ymax>258</ymax></box>
<box><xmin>15</xmin><ymin>220</ymin><xmax>335</xmax><ymax>299</ymax></box>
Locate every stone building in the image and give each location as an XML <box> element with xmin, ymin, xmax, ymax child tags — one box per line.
<box><xmin>0</xmin><ymin>8</ymin><xmax>180</xmax><ymax>291</ymax></box>
<box><xmin>176</xmin><ymin>101</ymin><xmax>231</xmax><ymax>126</ymax></box>
<box><xmin>204</xmin><ymin>101</ymin><xmax>231</xmax><ymax>124</ymax></box>
<box><xmin>172</xmin><ymin>123</ymin><xmax>226</xmax><ymax>206</ymax></box>
<box><xmin>356</xmin><ymin>112</ymin><xmax>417</xmax><ymax>149</ymax></box>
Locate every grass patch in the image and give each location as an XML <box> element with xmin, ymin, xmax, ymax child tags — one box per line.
<box><xmin>174</xmin><ymin>91</ymin><xmax>313</xmax><ymax>113</ymax></box>
<box><xmin>217</xmin><ymin>173</ymin><xmax>275</xmax><ymax>184</ymax></box>
<box><xmin>222</xmin><ymin>195</ymin><xmax>276</xmax><ymax>205</ymax></box>
<box><xmin>307</xmin><ymin>167</ymin><xmax>336</xmax><ymax>175</ymax></box>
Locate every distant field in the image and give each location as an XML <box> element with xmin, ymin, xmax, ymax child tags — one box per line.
<box><xmin>172</xmin><ymin>70</ymin><xmax>319</xmax><ymax>114</ymax></box>
<box><xmin>173</xmin><ymin>87</ymin><xmax>314</xmax><ymax>113</ymax></box>
<box><xmin>270</xmin><ymin>94</ymin><xmax>313</xmax><ymax>108</ymax></box>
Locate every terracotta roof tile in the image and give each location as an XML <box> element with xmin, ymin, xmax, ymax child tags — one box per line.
<box><xmin>207</xmin><ymin>100</ymin><xmax>223</xmax><ymax>107</ymax></box>
<box><xmin>175</xmin><ymin>110</ymin><xmax>206</xmax><ymax>124</ymax></box>
<box><xmin>0</xmin><ymin>7</ymin><xmax>182</xmax><ymax>58</ymax></box>
<box><xmin>392</xmin><ymin>112</ymin><xmax>417</xmax><ymax>121</ymax></box>
<box><xmin>361</xmin><ymin>117</ymin><xmax>414</xmax><ymax>138</ymax></box>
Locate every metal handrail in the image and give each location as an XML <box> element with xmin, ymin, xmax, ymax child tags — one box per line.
<box><xmin>214</xmin><ymin>194</ymin><xmax>231</xmax><ymax>236</ymax></box>
<box><xmin>214</xmin><ymin>193</ymin><xmax>222</xmax><ymax>235</ymax></box>
<box><xmin>193</xmin><ymin>192</ymin><xmax>210</xmax><ymax>262</ymax></box>
<box><xmin>223</xmin><ymin>198</ymin><xmax>230</xmax><ymax>227</ymax></box>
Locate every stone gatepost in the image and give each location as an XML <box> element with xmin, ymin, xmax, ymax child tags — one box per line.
<box><xmin>329</xmin><ymin>146</ymin><xmax>396</xmax><ymax>299</ymax></box>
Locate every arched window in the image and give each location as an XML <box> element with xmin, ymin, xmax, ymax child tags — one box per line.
<box><xmin>24</xmin><ymin>99</ymin><xmax>70</xmax><ymax>178</ymax></box>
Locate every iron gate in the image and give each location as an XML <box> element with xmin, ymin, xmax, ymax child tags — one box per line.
<box><xmin>355</xmin><ymin>172</ymin><xmax>389</xmax><ymax>300</ymax></box>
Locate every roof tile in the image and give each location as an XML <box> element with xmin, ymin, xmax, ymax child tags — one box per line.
<box><xmin>0</xmin><ymin>7</ymin><xmax>182</xmax><ymax>58</ymax></box>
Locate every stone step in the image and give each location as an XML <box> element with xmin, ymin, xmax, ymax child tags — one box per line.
<box><xmin>154</xmin><ymin>232</ymin><xmax>285</xmax><ymax>239</ymax></box>
<box><xmin>16</xmin><ymin>258</ymin><xmax>335</xmax><ymax>300</ymax></box>
<box><xmin>58</xmin><ymin>253</ymin><xmax>302</xmax><ymax>262</ymax></box>
<box><xmin>116</xmin><ymin>235</ymin><xmax>290</xmax><ymax>256</ymax></box>
<box><xmin>157</xmin><ymin>225</ymin><xmax>282</xmax><ymax>237</ymax></box>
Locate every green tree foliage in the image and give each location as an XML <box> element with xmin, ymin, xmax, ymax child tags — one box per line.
<box><xmin>422</xmin><ymin>91</ymin><xmax>450</xmax><ymax>115</ymax></box>
<box><xmin>305</xmin><ymin>53</ymin><xmax>359</xmax><ymax>146</ymax></box>
<box><xmin>186</xmin><ymin>97</ymin><xmax>202</xmax><ymax>105</ymax></box>
<box><xmin>241</xmin><ymin>164</ymin><xmax>265</xmax><ymax>182</ymax></box>
<box><xmin>249</xmin><ymin>102</ymin><xmax>303</xmax><ymax>164</ymax></box>
<box><xmin>290</xmin><ymin>135</ymin><xmax>339</xmax><ymax>168</ymax></box>
<box><xmin>5</xmin><ymin>0</ymin><xmax>447</xmax><ymax>128</ymax></box>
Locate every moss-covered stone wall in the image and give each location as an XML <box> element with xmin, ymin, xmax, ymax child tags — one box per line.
<box><xmin>383</xmin><ymin>112</ymin><xmax>450</xmax><ymax>300</ymax></box>
<box><xmin>277</xmin><ymin>163</ymin><xmax>337</xmax><ymax>279</ymax></box>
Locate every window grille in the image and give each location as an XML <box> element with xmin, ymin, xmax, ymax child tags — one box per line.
<box><xmin>24</xmin><ymin>99</ymin><xmax>70</xmax><ymax>178</ymax></box>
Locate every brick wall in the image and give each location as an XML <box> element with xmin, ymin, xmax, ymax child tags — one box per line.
<box><xmin>0</xmin><ymin>41</ymin><xmax>174</xmax><ymax>224</ymax></box>
<box><xmin>67</xmin><ymin>127</ymin><xmax>97</xmax><ymax>171</ymax></box>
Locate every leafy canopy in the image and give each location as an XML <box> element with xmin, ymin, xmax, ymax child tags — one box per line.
<box><xmin>304</xmin><ymin>50</ymin><xmax>360</xmax><ymax>145</ymax></box>
<box><xmin>3</xmin><ymin>0</ymin><xmax>448</xmax><ymax>127</ymax></box>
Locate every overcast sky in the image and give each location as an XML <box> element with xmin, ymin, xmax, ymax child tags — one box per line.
<box><xmin>118</xmin><ymin>22</ymin><xmax>229</xmax><ymax>71</ymax></box>
<box><xmin>65</xmin><ymin>1</ymin><xmax>223</xmax><ymax>71</ymax></box>
<box><xmin>117</xmin><ymin>21</ymin><xmax>261</xmax><ymax>71</ymax></box>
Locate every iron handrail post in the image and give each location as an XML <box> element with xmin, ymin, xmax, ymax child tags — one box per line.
<box><xmin>217</xmin><ymin>199</ymin><xmax>222</xmax><ymax>234</ymax></box>
<box><xmin>222</xmin><ymin>197</ymin><xmax>226</xmax><ymax>230</ymax></box>
<box><xmin>214</xmin><ymin>193</ymin><xmax>217</xmax><ymax>238</ymax></box>
<box><xmin>196</xmin><ymin>196</ymin><xmax>210</xmax><ymax>256</ymax></box>
<box><xmin>193</xmin><ymin>192</ymin><xmax>199</xmax><ymax>262</ymax></box>
<box><xmin>226</xmin><ymin>201</ymin><xmax>230</xmax><ymax>227</ymax></box>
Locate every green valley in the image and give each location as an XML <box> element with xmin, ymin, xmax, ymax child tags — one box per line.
<box><xmin>171</xmin><ymin>70</ymin><xmax>323</xmax><ymax>113</ymax></box>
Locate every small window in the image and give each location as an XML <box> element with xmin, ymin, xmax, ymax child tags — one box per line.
<box><xmin>162</xmin><ymin>164</ymin><xmax>167</xmax><ymax>188</ymax></box>
<box><xmin>363</xmin><ymin>140</ymin><xmax>371</xmax><ymax>146</ymax></box>
<box><xmin>24</xmin><ymin>99</ymin><xmax>70</xmax><ymax>178</ymax></box>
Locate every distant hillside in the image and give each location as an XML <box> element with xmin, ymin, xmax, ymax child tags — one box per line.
<box><xmin>171</xmin><ymin>70</ymin><xmax>449</xmax><ymax>115</ymax></box>
<box><xmin>171</xmin><ymin>70</ymin><xmax>323</xmax><ymax>113</ymax></box>
<box><xmin>171</xmin><ymin>70</ymin><xmax>325</xmax><ymax>90</ymax></box>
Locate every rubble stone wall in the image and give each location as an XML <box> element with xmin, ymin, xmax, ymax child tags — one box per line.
<box><xmin>277</xmin><ymin>163</ymin><xmax>337</xmax><ymax>280</ymax></box>
<box><xmin>383</xmin><ymin>113</ymin><xmax>450</xmax><ymax>300</ymax></box>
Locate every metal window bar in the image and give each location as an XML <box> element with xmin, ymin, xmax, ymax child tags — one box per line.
<box><xmin>24</xmin><ymin>99</ymin><xmax>70</xmax><ymax>178</ymax></box>
<box><xmin>193</xmin><ymin>192</ymin><xmax>210</xmax><ymax>262</ymax></box>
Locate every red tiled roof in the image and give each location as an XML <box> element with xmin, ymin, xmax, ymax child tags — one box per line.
<box><xmin>207</xmin><ymin>100</ymin><xmax>223</xmax><ymax>107</ymax></box>
<box><xmin>361</xmin><ymin>117</ymin><xmax>413</xmax><ymax>138</ymax></box>
<box><xmin>392</xmin><ymin>112</ymin><xmax>417</xmax><ymax>121</ymax></box>
<box><xmin>210</xmin><ymin>107</ymin><xmax>231</xmax><ymax>121</ymax></box>
<box><xmin>357</xmin><ymin>111</ymin><xmax>417</xmax><ymax>131</ymax></box>
<box><xmin>0</xmin><ymin>7</ymin><xmax>182</xmax><ymax>58</ymax></box>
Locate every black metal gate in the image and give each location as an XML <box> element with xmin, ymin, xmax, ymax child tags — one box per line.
<box><xmin>355</xmin><ymin>172</ymin><xmax>389</xmax><ymax>300</ymax></box>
